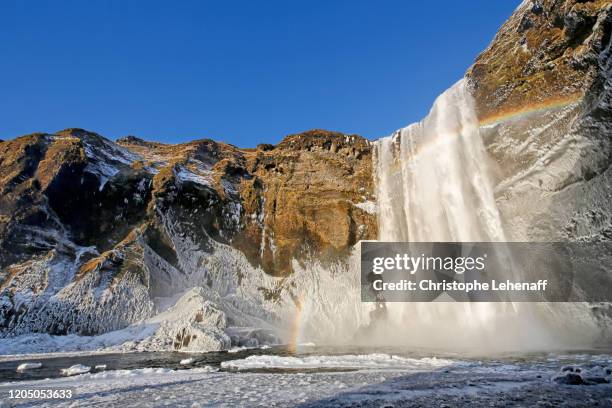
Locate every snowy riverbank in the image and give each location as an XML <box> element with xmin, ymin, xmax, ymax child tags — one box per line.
<box><xmin>0</xmin><ymin>352</ymin><xmax>611</xmax><ymax>407</ymax></box>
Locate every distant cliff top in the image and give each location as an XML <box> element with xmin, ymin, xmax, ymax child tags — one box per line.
<box><xmin>467</xmin><ymin>0</ymin><xmax>611</xmax><ymax>121</ymax></box>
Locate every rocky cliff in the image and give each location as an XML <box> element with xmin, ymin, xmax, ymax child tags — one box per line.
<box><xmin>0</xmin><ymin>127</ymin><xmax>375</xmax><ymax>347</ymax></box>
<box><xmin>0</xmin><ymin>0</ymin><xmax>610</xmax><ymax>350</ymax></box>
<box><xmin>467</xmin><ymin>0</ymin><xmax>611</xmax><ymax>242</ymax></box>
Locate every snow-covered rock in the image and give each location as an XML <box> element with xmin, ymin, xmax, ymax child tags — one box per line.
<box><xmin>553</xmin><ymin>365</ymin><xmax>612</xmax><ymax>385</ymax></box>
<box><xmin>16</xmin><ymin>362</ymin><xmax>42</xmax><ymax>371</ymax></box>
<box><xmin>61</xmin><ymin>364</ymin><xmax>91</xmax><ymax>376</ymax></box>
<box><xmin>143</xmin><ymin>287</ymin><xmax>231</xmax><ymax>352</ymax></box>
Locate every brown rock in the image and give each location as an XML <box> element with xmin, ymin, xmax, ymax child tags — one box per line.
<box><xmin>467</xmin><ymin>0</ymin><xmax>611</xmax><ymax>122</ymax></box>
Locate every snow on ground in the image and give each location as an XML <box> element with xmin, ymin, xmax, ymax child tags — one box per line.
<box><xmin>0</xmin><ymin>218</ymin><xmax>367</xmax><ymax>359</ymax></box>
<box><xmin>221</xmin><ymin>354</ymin><xmax>456</xmax><ymax>371</ymax></box>
<box><xmin>60</xmin><ymin>365</ymin><xmax>90</xmax><ymax>376</ymax></box>
<box><xmin>15</xmin><ymin>363</ymin><xmax>41</xmax><ymax>372</ymax></box>
<box><xmin>1</xmin><ymin>358</ymin><xmax>611</xmax><ymax>407</ymax></box>
<box><xmin>0</xmin><ymin>323</ymin><xmax>158</xmax><ymax>357</ymax></box>
<box><xmin>0</xmin><ymin>288</ymin><xmax>279</xmax><ymax>358</ymax></box>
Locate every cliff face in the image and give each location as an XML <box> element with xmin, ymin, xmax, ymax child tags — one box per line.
<box><xmin>467</xmin><ymin>0</ymin><xmax>612</xmax><ymax>242</ymax></box>
<box><xmin>0</xmin><ymin>0</ymin><xmax>610</xmax><ymax>346</ymax></box>
<box><xmin>115</xmin><ymin>129</ymin><xmax>377</xmax><ymax>277</ymax></box>
<box><xmin>0</xmin><ymin>127</ymin><xmax>375</xmax><ymax>339</ymax></box>
<box><xmin>468</xmin><ymin>0</ymin><xmax>610</xmax><ymax>120</ymax></box>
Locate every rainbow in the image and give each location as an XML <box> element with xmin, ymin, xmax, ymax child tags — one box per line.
<box><xmin>478</xmin><ymin>92</ymin><xmax>583</xmax><ymax>127</ymax></box>
<box><xmin>383</xmin><ymin>92</ymin><xmax>584</xmax><ymax>169</ymax></box>
<box><xmin>288</xmin><ymin>297</ymin><xmax>303</xmax><ymax>353</ymax></box>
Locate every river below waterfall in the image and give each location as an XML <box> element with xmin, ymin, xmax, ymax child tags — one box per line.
<box><xmin>1</xmin><ymin>347</ymin><xmax>611</xmax><ymax>407</ymax></box>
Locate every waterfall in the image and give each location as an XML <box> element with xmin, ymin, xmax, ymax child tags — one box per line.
<box><xmin>295</xmin><ymin>80</ymin><xmax>602</xmax><ymax>352</ymax></box>
<box><xmin>375</xmin><ymin>79</ymin><xmax>504</xmax><ymax>243</ymax></box>
<box><xmin>367</xmin><ymin>80</ymin><xmax>598</xmax><ymax>352</ymax></box>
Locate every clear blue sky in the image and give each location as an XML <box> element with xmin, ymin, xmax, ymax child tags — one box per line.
<box><xmin>0</xmin><ymin>1</ymin><xmax>519</xmax><ymax>146</ymax></box>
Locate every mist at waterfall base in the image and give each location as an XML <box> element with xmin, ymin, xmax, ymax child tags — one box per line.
<box><xmin>295</xmin><ymin>80</ymin><xmax>608</xmax><ymax>355</ymax></box>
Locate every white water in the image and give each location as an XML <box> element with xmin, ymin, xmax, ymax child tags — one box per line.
<box><xmin>375</xmin><ymin>80</ymin><xmax>504</xmax><ymax>243</ymax></box>
<box><xmin>367</xmin><ymin>80</ymin><xmax>599</xmax><ymax>352</ymax></box>
<box><xmin>290</xmin><ymin>80</ymin><xmax>603</xmax><ymax>351</ymax></box>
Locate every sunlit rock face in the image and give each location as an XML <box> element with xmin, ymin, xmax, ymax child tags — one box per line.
<box><xmin>0</xmin><ymin>127</ymin><xmax>376</xmax><ymax>340</ymax></box>
<box><xmin>467</xmin><ymin>0</ymin><xmax>612</xmax><ymax>242</ymax></box>
<box><xmin>468</xmin><ymin>0</ymin><xmax>610</xmax><ymax>120</ymax></box>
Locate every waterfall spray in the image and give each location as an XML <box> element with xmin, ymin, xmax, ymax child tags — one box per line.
<box><xmin>366</xmin><ymin>80</ymin><xmax>601</xmax><ymax>352</ymax></box>
<box><xmin>293</xmin><ymin>79</ymin><xmax>604</xmax><ymax>352</ymax></box>
<box><xmin>375</xmin><ymin>80</ymin><xmax>504</xmax><ymax>243</ymax></box>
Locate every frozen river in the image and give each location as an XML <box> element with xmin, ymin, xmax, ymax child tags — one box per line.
<box><xmin>1</xmin><ymin>346</ymin><xmax>611</xmax><ymax>407</ymax></box>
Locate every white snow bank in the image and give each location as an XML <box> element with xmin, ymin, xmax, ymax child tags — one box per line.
<box><xmin>0</xmin><ymin>288</ymin><xmax>231</xmax><ymax>356</ymax></box>
<box><xmin>83</xmin><ymin>366</ymin><xmax>218</xmax><ymax>380</ymax></box>
<box><xmin>16</xmin><ymin>362</ymin><xmax>42</xmax><ymax>371</ymax></box>
<box><xmin>180</xmin><ymin>358</ymin><xmax>194</xmax><ymax>365</ymax></box>
<box><xmin>221</xmin><ymin>354</ymin><xmax>456</xmax><ymax>371</ymax></box>
<box><xmin>85</xmin><ymin>367</ymin><xmax>173</xmax><ymax>379</ymax></box>
<box><xmin>139</xmin><ymin>287</ymin><xmax>231</xmax><ymax>352</ymax></box>
<box><xmin>0</xmin><ymin>360</ymin><xmax>559</xmax><ymax>407</ymax></box>
<box><xmin>228</xmin><ymin>346</ymin><xmax>249</xmax><ymax>353</ymax></box>
<box><xmin>0</xmin><ymin>323</ymin><xmax>158</xmax><ymax>356</ymax></box>
<box><xmin>61</xmin><ymin>364</ymin><xmax>91</xmax><ymax>376</ymax></box>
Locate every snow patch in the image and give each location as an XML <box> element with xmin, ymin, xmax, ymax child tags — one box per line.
<box><xmin>353</xmin><ymin>200</ymin><xmax>377</xmax><ymax>215</ymax></box>
<box><xmin>61</xmin><ymin>364</ymin><xmax>91</xmax><ymax>376</ymax></box>
<box><xmin>83</xmin><ymin>366</ymin><xmax>218</xmax><ymax>380</ymax></box>
<box><xmin>228</xmin><ymin>346</ymin><xmax>249</xmax><ymax>353</ymax></box>
<box><xmin>175</xmin><ymin>167</ymin><xmax>213</xmax><ymax>186</ymax></box>
<box><xmin>16</xmin><ymin>362</ymin><xmax>42</xmax><ymax>371</ymax></box>
<box><xmin>221</xmin><ymin>354</ymin><xmax>456</xmax><ymax>371</ymax></box>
